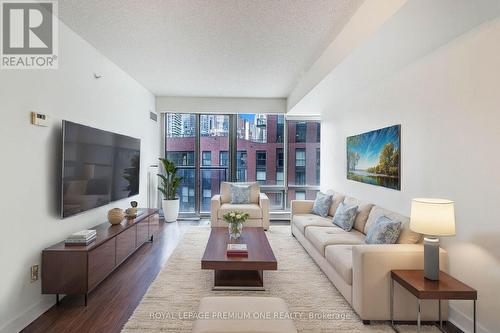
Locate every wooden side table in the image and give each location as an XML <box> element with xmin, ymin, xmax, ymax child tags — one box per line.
<box><xmin>390</xmin><ymin>270</ymin><xmax>477</xmax><ymax>333</ymax></box>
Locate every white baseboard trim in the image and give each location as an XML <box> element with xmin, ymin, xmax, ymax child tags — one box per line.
<box><xmin>449</xmin><ymin>304</ymin><xmax>489</xmax><ymax>333</ymax></box>
<box><xmin>0</xmin><ymin>295</ymin><xmax>58</xmax><ymax>333</ymax></box>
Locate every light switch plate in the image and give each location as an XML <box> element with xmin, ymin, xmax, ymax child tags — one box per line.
<box><xmin>31</xmin><ymin>112</ymin><xmax>49</xmax><ymax>127</ymax></box>
<box><xmin>31</xmin><ymin>265</ymin><xmax>39</xmax><ymax>282</ymax></box>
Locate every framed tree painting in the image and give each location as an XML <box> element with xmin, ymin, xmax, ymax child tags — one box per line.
<box><xmin>346</xmin><ymin>125</ymin><xmax>401</xmax><ymax>190</ymax></box>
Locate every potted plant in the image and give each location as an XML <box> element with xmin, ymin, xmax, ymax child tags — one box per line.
<box><xmin>157</xmin><ymin>158</ymin><xmax>183</xmax><ymax>222</ymax></box>
<box><xmin>223</xmin><ymin>211</ymin><xmax>249</xmax><ymax>239</ymax></box>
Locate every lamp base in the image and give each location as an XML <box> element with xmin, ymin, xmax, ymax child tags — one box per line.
<box><xmin>424</xmin><ymin>237</ymin><xmax>440</xmax><ymax>280</ymax></box>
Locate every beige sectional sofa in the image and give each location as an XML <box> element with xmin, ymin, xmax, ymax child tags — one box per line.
<box><xmin>291</xmin><ymin>191</ymin><xmax>448</xmax><ymax>323</ymax></box>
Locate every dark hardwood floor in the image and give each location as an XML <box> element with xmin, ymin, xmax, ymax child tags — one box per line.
<box><xmin>22</xmin><ymin>219</ymin><xmax>199</xmax><ymax>333</ymax></box>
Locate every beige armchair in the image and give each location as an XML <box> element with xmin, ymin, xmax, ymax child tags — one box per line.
<box><xmin>211</xmin><ymin>182</ymin><xmax>269</xmax><ymax>230</ymax></box>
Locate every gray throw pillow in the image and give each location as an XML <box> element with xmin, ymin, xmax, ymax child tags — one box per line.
<box><xmin>332</xmin><ymin>202</ymin><xmax>358</xmax><ymax>231</ymax></box>
<box><xmin>365</xmin><ymin>216</ymin><xmax>402</xmax><ymax>244</ymax></box>
<box><xmin>230</xmin><ymin>184</ymin><xmax>251</xmax><ymax>204</ymax></box>
<box><xmin>311</xmin><ymin>192</ymin><xmax>333</xmax><ymax>217</ymax></box>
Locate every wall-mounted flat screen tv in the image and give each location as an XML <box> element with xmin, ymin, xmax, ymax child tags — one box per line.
<box><xmin>61</xmin><ymin>121</ymin><xmax>140</xmax><ymax>218</ymax></box>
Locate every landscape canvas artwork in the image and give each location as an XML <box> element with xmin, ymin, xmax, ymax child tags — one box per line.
<box><xmin>346</xmin><ymin>125</ymin><xmax>401</xmax><ymax>190</ymax></box>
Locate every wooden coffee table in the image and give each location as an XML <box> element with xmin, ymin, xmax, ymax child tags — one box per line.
<box><xmin>201</xmin><ymin>227</ymin><xmax>277</xmax><ymax>291</ymax></box>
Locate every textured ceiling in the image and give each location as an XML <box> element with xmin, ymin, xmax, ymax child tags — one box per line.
<box><xmin>58</xmin><ymin>0</ymin><xmax>363</xmax><ymax>97</ymax></box>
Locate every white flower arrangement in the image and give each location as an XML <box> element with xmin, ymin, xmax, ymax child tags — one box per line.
<box><xmin>223</xmin><ymin>210</ymin><xmax>249</xmax><ymax>224</ymax></box>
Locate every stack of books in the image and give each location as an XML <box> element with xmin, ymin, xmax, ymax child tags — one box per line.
<box><xmin>65</xmin><ymin>230</ymin><xmax>96</xmax><ymax>246</ymax></box>
<box><xmin>227</xmin><ymin>244</ymin><xmax>248</xmax><ymax>257</ymax></box>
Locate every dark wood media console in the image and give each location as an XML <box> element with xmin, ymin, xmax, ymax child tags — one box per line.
<box><xmin>42</xmin><ymin>209</ymin><xmax>160</xmax><ymax>306</ymax></box>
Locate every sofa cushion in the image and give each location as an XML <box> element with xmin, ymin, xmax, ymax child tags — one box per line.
<box><xmin>305</xmin><ymin>226</ymin><xmax>365</xmax><ymax>256</ymax></box>
<box><xmin>332</xmin><ymin>202</ymin><xmax>358</xmax><ymax>231</ymax></box>
<box><xmin>311</xmin><ymin>192</ymin><xmax>333</xmax><ymax>217</ymax></box>
<box><xmin>365</xmin><ymin>206</ymin><xmax>422</xmax><ymax>244</ymax></box>
<box><xmin>218</xmin><ymin>203</ymin><xmax>262</xmax><ymax>219</ymax></box>
<box><xmin>220</xmin><ymin>182</ymin><xmax>260</xmax><ymax>204</ymax></box>
<box><xmin>292</xmin><ymin>214</ymin><xmax>333</xmax><ymax>234</ymax></box>
<box><xmin>325</xmin><ymin>245</ymin><xmax>353</xmax><ymax>285</ymax></box>
<box><xmin>343</xmin><ymin>196</ymin><xmax>374</xmax><ymax>233</ymax></box>
<box><xmin>365</xmin><ymin>216</ymin><xmax>402</xmax><ymax>244</ymax></box>
<box><xmin>325</xmin><ymin>191</ymin><xmax>345</xmax><ymax>217</ymax></box>
<box><xmin>230</xmin><ymin>184</ymin><xmax>251</xmax><ymax>204</ymax></box>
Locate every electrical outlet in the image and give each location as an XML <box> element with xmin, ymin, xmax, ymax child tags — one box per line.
<box><xmin>31</xmin><ymin>265</ymin><xmax>39</xmax><ymax>282</ymax></box>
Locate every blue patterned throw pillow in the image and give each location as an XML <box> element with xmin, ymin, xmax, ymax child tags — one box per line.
<box><xmin>230</xmin><ymin>184</ymin><xmax>251</xmax><ymax>204</ymax></box>
<box><xmin>311</xmin><ymin>192</ymin><xmax>333</xmax><ymax>217</ymax></box>
<box><xmin>332</xmin><ymin>202</ymin><xmax>358</xmax><ymax>231</ymax></box>
<box><xmin>365</xmin><ymin>216</ymin><xmax>402</xmax><ymax>244</ymax></box>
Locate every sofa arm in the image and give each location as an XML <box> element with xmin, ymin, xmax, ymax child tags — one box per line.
<box><xmin>290</xmin><ymin>200</ymin><xmax>314</xmax><ymax>215</ymax></box>
<box><xmin>210</xmin><ymin>195</ymin><xmax>221</xmax><ymax>227</ymax></box>
<box><xmin>259</xmin><ymin>193</ymin><xmax>270</xmax><ymax>230</ymax></box>
<box><xmin>352</xmin><ymin>244</ymin><xmax>447</xmax><ymax>321</ymax></box>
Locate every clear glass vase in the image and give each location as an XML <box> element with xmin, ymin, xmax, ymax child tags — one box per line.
<box><xmin>228</xmin><ymin>222</ymin><xmax>243</xmax><ymax>240</ymax></box>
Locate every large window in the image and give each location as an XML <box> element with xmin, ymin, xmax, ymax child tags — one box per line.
<box><xmin>295</xmin><ymin>149</ymin><xmax>306</xmax><ymax>167</ymax></box>
<box><xmin>165</xmin><ymin>113</ymin><xmax>229</xmax><ymax>214</ymax></box>
<box><xmin>295</xmin><ymin>191</ymin><xmax>306</xmax><ymax>200</ymax></box>
<box><xmin>236</xmin><ymin>114</ymin><xmax>286</xmax><ymax>208</ymax></box>
<box><xmin>276</xmin><ymin>148</ymin><xmax>284</xmax><ymax>184</ymax></box>
<box><xmin>199</xmin><ymin>115</ymin><xmax>229</xmax><ymax>213</ymax></box>
<box><xmin>236</xmin><ymin>151</ymin><xmax>247</xmax><ymax>182</ymax></box>
<box><xmin>276</xmin><ymin>116</ymin><xmax>284</xmax><ymax>143</ymax></box>
<box><xmin>219</xmin><ymin>151</ymin><xmax>228</xmax><ymax>166</ymax></box>
<box><xmin>295</xmin><ymin>148</ymin><xmax>306</xmax><ymax>185</ymax></box>
<box><xmin>295</xmin><ymin>122</ymin><xmax>307</xmax><ymax>143</ymax></box>
<box><xmin>166</xmin><ymin>114</ymin><xmax>196</xmax><ymax>213</ymax></box>
<box><xmin>202</xmin><ymin>151</ymin><xmax>211</xmax><ymax>166</ymax></box>
<box><xmin>165</xmin><ymin>114</ymin><xmax>319</xmax><ymax>215</ymax></box>
<box><xmin>166</xmin><ymin>151</ymin><xmax>194</xmax><ymax>166</ymax></box>
<box><xmin>256</xmin><ymin>151</ymin><xmax>266</xmax><ymax>183</ymax></box>
<box><xmin>287</xmin><ymin>119</ymin><xmax>321</xmax><ymax>205</ymax></box>
<box><xmin>236</xmin><ymin>114</ymin><xmax>284</xmax><ymax>186</ymax></box>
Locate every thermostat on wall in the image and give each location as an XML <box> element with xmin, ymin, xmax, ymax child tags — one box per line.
<box><xmin>31</xmin><ymin>112</ymin><xmax>49</xmax><ymax>127</ymax></box>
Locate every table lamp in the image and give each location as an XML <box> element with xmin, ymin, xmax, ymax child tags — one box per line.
<box><xmin>410</xmin><ymin>198</ymin><xmax>455</xmax><ymax>280</ymax></box>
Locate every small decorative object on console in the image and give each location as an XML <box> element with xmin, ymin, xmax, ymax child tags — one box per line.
<box><xmin>125</xmin><ymin>201</ymin><xmax>139</xmax><ymax>219</ymax></box>
<box><xmin>227</xmin><ymin>243</ymin><xmax>248</xmax><ymax>257</ymax></box>
<box><xmin>65</xmin><ymin>230</ymin><xmax>96</xmax><ymax>246</ymax></box>
<box><xmin>107</xmin><ymin>208</ymin><xmax>125</xmax><ymax>225</ymax></box>
<box><xmin>223</xmin><ymin>210</ymin><xmax>249</xmax><ymax>240</ymax></box>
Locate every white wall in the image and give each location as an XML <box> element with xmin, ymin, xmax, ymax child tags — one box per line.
<box><xmin>0</xmin><ymin>20</ymin><xmax>158</xmax><ymax>333</ymax></box>
<box><xmin>319</xmin><ymin>17</ymin><xmax>500</xmax><ymax>333</ymax></box>
<box><xmin>287</xmin><ymin>0</ymin><xmax>407</xmax><ymax>112</ymax></box>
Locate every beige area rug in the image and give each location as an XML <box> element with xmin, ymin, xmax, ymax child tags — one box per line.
<box><xmin>123</xmin><ymin>226</ymin><xmax>439</xmax><ymax>332</ymax></box>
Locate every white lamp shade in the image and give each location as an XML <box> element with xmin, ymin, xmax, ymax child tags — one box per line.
<box><xmin>410</xmin><ymin>198</ymin><xmax>456</xmax><ymax>236</ymax></box>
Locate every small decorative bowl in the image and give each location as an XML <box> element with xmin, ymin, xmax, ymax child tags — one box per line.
<box><xmin>108</xmin><ymin>208</ymin><xmax>125</xmax><ymax>225</ymax></box>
